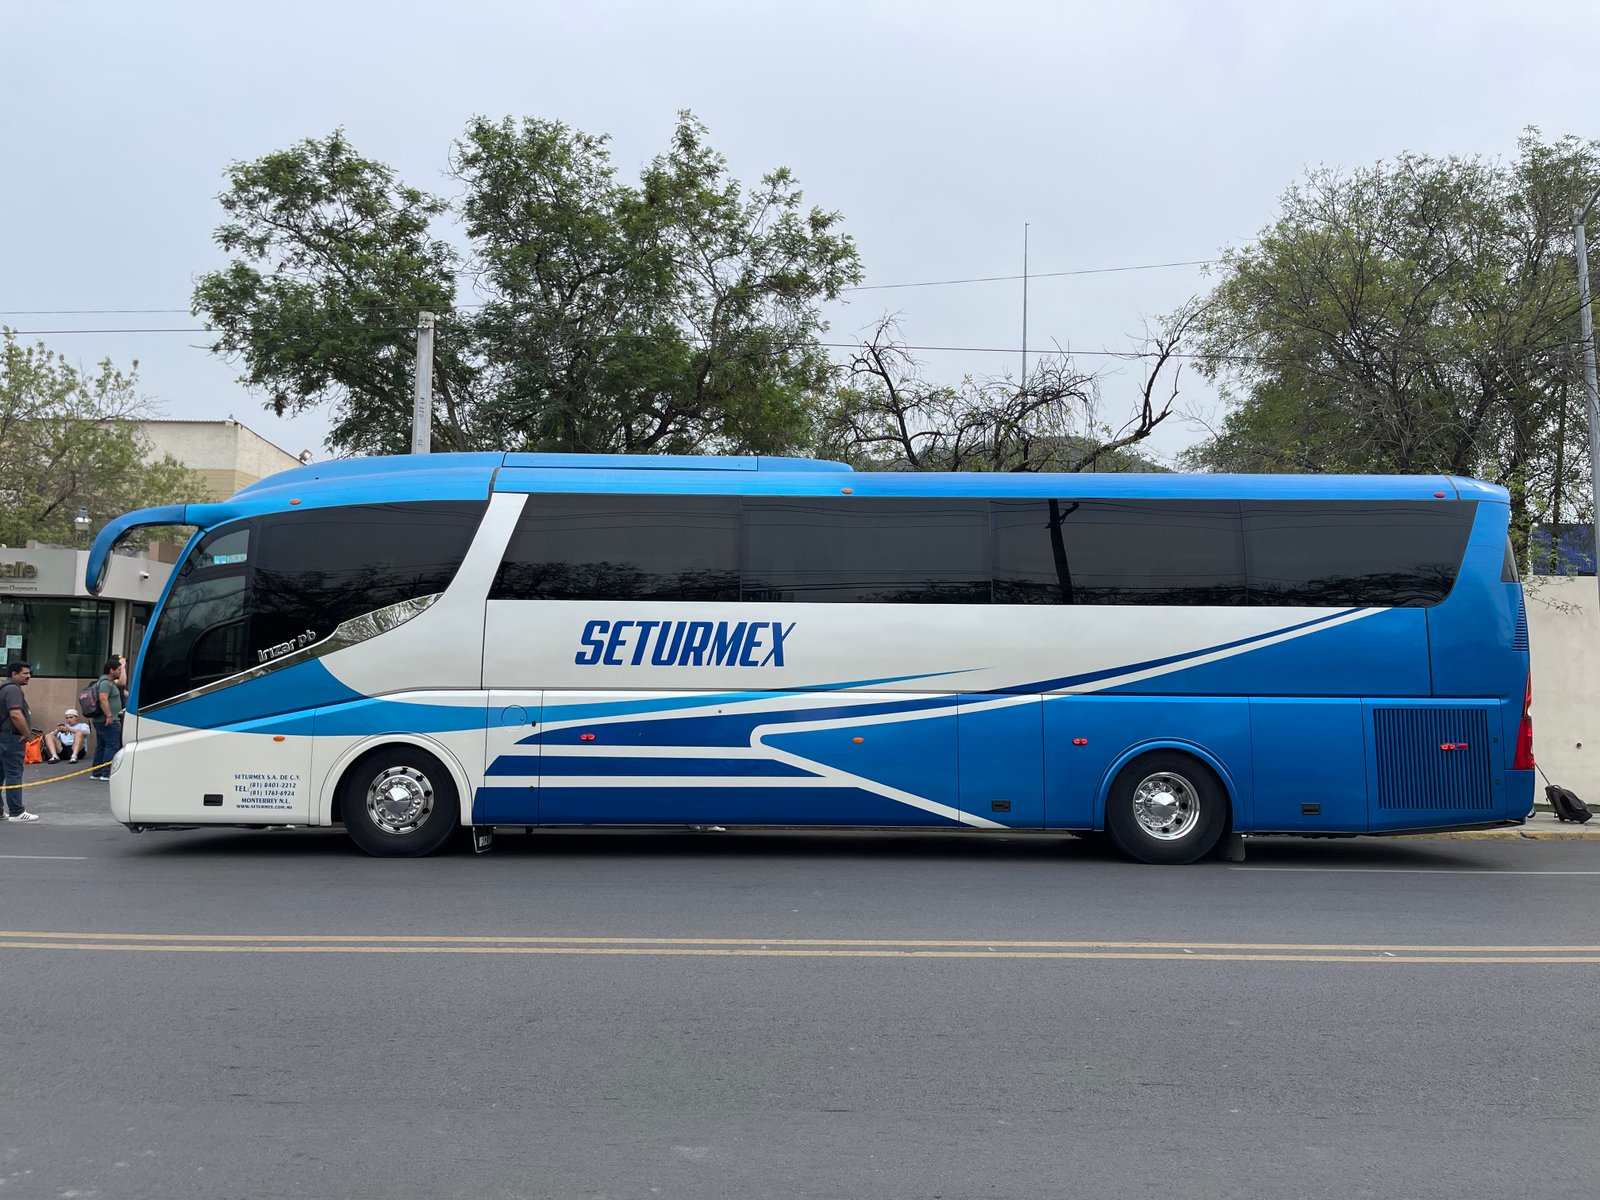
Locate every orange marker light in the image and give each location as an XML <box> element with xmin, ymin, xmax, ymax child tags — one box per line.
<box><xmin>841</xmin><ymin>488</ymin><xmax>853</xmax><ymax>495</ymax></box>
<box><xmin>289</xmin><ymin>499</ymin><xmax>301</xmax><ymax>505</ymax></box>
<box><xmin>852</xmin><ymin>736</ymin><xmax>864</xmax><ymax>743</ymax></box>
<box><xmin>273</xmin><ymin>735</ymin><xmax>286</xmax><ymax>742</ymax></box>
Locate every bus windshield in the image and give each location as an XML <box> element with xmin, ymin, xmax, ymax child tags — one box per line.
<box><xmin>138</xmin><ymin>501</ymin><xmax>486</xmax><ymax>709</ymax></box>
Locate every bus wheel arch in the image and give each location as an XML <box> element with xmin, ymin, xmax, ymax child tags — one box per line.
<box><xmin>331</xmin><ymin>739</ymin><xmax>467</xmax><ymax>857</ymax></box>
<box><xmin>1098</xmin><ymin>745</ymin><xmax>1234</xmax><ymax>865</ymax></box>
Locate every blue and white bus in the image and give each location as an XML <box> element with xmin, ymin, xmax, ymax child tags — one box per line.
<box><xmin>87</xmin><ymin>452</ymin><xmax>1535</xmax><ymax>864</ymax></box>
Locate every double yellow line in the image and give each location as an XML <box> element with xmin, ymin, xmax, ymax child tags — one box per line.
<box><xmin>3</xmin><ymin>931</ymin><xmax>1597</xmax><ymax>963</ymax></box>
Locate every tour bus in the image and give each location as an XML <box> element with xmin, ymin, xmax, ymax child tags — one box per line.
<box><xmin>86</xmin><ymin>453</ymin><xmax>1534</xmax><ymax>864</ymax></box>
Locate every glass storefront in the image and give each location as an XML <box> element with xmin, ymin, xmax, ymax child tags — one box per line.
<box><xmin>0</xmin><ymin>596</ymin><xmax>113</xmax><ymax>678</ymax></box>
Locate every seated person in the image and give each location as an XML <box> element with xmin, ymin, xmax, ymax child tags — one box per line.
<box><xmin>46</xmin><ymin>708</ymin><xmax>92</xmax><ymax>764</ymax></box>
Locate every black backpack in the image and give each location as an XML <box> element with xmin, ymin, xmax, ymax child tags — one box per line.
<box><xmin>1541</xmin><ymin>773</ymin><xmax>1593</xmax><ymax>824</ymax></box>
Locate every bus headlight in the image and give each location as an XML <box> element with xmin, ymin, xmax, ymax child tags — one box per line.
<box><xmin>109</xmin><ymin>748</ymin><xmax>126</xmax><ymax>777</ymax></box>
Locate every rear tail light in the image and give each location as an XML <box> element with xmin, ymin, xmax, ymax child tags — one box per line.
<box><xmin>1512</xmin><ymin>674</ymin><xmax>1535</xmax><ymax>771</ymax></box>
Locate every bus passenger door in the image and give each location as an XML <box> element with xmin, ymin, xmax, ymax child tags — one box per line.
<box><xmin>958</xmin><ymin>695</ymin><xmax>1044</xmax><ymax>829</ymax></box>
<box><xmin>477</xmin><ymin>690</ymin><xmax>541</xmax><ymax>825</ymax></box>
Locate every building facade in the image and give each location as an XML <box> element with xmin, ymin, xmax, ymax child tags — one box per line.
<box><xmin>137</xmin><ymin>418</ymin><xmax>309</xmax><ymax>500</ymax></box>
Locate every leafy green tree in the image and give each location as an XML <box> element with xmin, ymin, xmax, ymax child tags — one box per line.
<box><xmin>0</xmin><ymin>331</ymin><xmax>207</xmax><ymax>547</ymax></box>
<box><xmin>194</xmin><ymin>113</ymin><xmax>862</xmax><ymax>458</ymax></box>
<box><xmin>1185</xmin><ymin>131</ymin><xmax>1600</xmax><ymax>554</ymax></box>
<box><xmin>192</xmin><ymin>132</ymin><xmax>468</xmax><ymax>457</ymax></box>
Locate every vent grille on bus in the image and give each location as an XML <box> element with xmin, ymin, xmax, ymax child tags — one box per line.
<box><xmin>1372</xmin><ymin>708</ymin><xmax>1493</xmax><ymax>811</ymax></box>
<box><xmin>1512</xmin><ymin>596</ymin><xmax>1529</xmax><ymax>652</ymax></box>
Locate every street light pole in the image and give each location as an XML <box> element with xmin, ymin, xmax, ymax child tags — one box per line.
<box><xmin>1575</xmin><ymin>186</ymin><xmax>1600</xmax><ymax>597</ymax></box>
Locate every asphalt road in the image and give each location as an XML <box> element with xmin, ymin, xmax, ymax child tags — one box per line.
<box><xmin>2</xmin><ymin>769</ymin><xmax>1598</xmax><ymax>1199</ymax></box>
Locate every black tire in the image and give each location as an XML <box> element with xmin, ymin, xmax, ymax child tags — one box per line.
<box><xmin>340</xmin><ymin>745</ymin><xmax>460</xmax><ymax>858</ymax></box>
<box><xmin>1104</xmin><ymin>751</ymin><xmax>1228</xmax><ymax>865</ymax></box>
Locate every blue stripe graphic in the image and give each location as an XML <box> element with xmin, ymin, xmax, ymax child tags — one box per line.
<box><xmin>490</xmin><ymin>755</ymin><xmax>819</xmax><ymax>778</ymax></box>
<box><xmin>537</xmin><ymin>671</ymin><xmax>968</xmax><ymax>724</ymax></box>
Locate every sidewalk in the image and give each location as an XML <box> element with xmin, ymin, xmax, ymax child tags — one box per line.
<box><xmin>1410</xmin><ymin>811</ymin><xmax>1600</xmax><ymax>840</ymax></box>
<box><xmin>1</xmin><ymin>756</ymin><xmax>110</xmax><ymax>822</ymax></box>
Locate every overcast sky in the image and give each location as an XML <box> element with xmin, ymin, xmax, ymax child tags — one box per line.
<box><xmin>6</xmin><ymin>0</ymin><xmax>1598</xmax><ymax>465</ymax></box>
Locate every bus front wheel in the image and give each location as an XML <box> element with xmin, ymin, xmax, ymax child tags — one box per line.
<box><xmin>340</xmin><ymin>746</ymin><xmax>460</xmax><ymax>858</ymax></box>
<box><xmin>1104</xmin><ymin>752</ymin><xmax>1228</xmax><ymax>865</ymax></box>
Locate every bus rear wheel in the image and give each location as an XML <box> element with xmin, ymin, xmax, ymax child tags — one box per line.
<box><xmin>1104</xmin><ymin>752</ymin><xmax>1228</xmax><ymax>865</ymax></box>
<box><xmin>340</xmin><ymin>746</ymin><xmax>459</xmax><ymax>857</ymax></box>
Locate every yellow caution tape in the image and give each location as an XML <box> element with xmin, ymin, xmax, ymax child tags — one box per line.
<box><xmin>7</xmin><ymin>763</ymin><xmax>102</xmax><ymax>788</ymax></box>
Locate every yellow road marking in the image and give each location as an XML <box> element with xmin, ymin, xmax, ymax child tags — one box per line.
<box><xmin>0</xmin><ymin>942</ymin><xmax>1595</xmax><ymax>962</ymax></box>
<box><xmin>0</xmin><ymin>931</ymin><xmax>1595</xmax><ymax>962</ymax></box>
<box><xmin>4</xmin><ymin>931</ymin><xmax>1599</xmax><ymax>952</ymax></box>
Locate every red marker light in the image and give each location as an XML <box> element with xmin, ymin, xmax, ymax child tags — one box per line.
<box><xmin>579</xmin><ymin>733</ymin><xmax>596</xmax><ymax>742</ymax></box>
<box><xmin>1433</xmin><ymin>492</ymin><xmax>1446</xmax><ymax>498</ymax></box>
<box><xmin>1072</xmin><ymin>738</ymin><xmax>1088</xmax><ymax>746</ymax></box>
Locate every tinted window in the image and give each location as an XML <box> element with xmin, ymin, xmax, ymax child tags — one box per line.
<box><xmin>251</xmin><ymin>501</ymin><xmax>487</xmax><ymax>654</ymax></box>
<box><xmin>141</xmin><ymin>544</ymin><xmax>251</xmax><ymax>707</ymax></box>
<box><xmin>1243</xmin><ymin>501</ymin><xmax>1475</xmax><ymax>606</ymax></box>
<box><xmin>139</xmin><ymin>502</ymin><xmax>485</xmax><ymax>709</ymax></box>
<box><xmin>993</xmin><ymin>500</ymin><xmax>1244</xmax><ymax>605</ymax></box>
<box><xmin>491</xmin><ymin>496</ymin><xmax>740</xmax><ymax>601</ymax></box>
<box><xmin>743</xmin><ymin>498</ymin><xmax>990</xmax><ymax>603</ymax></box>
<box><xmin>195</xmin><ymin>526</ymin><xmax>250</xmax><ymax>568</ymax></box>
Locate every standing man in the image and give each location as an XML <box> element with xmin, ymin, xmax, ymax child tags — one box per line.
<box><xmin>89</xmin><ymin>656</ymin><xmax>126</xmax><ymax>782</ymax></box>
<box><xmin>0</xmin><ymin>660</ymin><xmax>39</xmax><ymax>821</ymax></box>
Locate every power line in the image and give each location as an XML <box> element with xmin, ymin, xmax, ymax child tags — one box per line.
<box><xmin>0</xmin><ymin>256</ymin><xmax>1220</xmax><ymax>317</ymax></box>
<box><xmin>0</xmin><ymin>308</ymin><xmax>195</xmax><ymax>316</ymax></box>
<box><xmin>4</xmin><ymin>328</ymin><xmax>219</xmax><ymax>335</ymax></box>
<box><xmin>0</xmin><ymin>324</ymin><xmax>1202</xmax><ymax>359</ymax></box>
<box><xmin>841</xmin><ymin>258</ymin><xmax>1216</xmax><ymax>292</ymax></box>
<box><xmin>7</xmin><ymin>326</ymin><xmax>1582</xmax><ymax>369</ymax></box>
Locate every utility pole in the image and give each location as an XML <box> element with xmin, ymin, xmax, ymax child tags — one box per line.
<box><xmin>1575</xmin><ymin>193</ymin><xmax>1600</xmax><ymax>596</ymax></box>
<box><xmin>1021</xmin><ymin>223</ymin><xmax>1030</xmax><ymax>390</ymax></box>
<box><xmin>411</xmin><ymin>311</ymin><xmax>436</xmax><ymax>455</ymax></box>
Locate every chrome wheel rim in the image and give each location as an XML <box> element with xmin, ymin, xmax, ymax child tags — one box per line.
<box><xmin>1131</xmin><ymin>772</ymin><xmax>1200</xmax><ymax>841</ymax></box>
<box><xmin>366</xmin><ymin>766</ymin><xmax>434</xmax><ymax>835</ymax></box>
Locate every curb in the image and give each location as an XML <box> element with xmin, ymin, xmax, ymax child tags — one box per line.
<box><xmin>1400</xmin><ymin>827</ymin><xmax>1598</xmax><ymax>841</ymax></box>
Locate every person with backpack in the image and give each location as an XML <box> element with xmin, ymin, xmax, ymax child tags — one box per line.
<box><xmin>88</xmin><ymin>656</ymin><xmax>126</xmax><ymax>782</ymax></box>
<box><xmin>0</xmin><ymin>660</ymin><xmax>39</xmax><ymax>821</ymax></box>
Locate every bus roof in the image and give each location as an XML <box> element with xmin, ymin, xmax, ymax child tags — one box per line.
<box><xmin>86</xmin><ymin>452</ymin><xmax>1508</xmax><ymax>593</ymax></box>
<box><xmin>229</xmin><ymin>452</ymin><xmax>1507</xmax><ymax>505</ymax></box>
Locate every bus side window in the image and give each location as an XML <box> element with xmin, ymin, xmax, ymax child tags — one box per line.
<box><xmin>1242</xmin><ymin>501</ymin><xmax>1475</xmax><ymax>607</ymax></box>
<box><xmin>992</xmin><ymin>499</ymin><xmax>1244</xmax><ymax>605</ymax></box>
<box><xmin>491</xmin><ymin>495</ymin><xmax>740</xmax><ymax>602</ymax></box>
<box><xmin>251</xmin><ymin>501</ymin><xmax>486</xmax><ymax>657</ymax></box>
<box><xmin>742</xmin><ymin>497</ymin><xmax>989</xmax><ymax>603</ymax></box>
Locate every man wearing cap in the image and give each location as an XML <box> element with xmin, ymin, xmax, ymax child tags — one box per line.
<box><xmin>46</xmin><ymin>708</ymin><xmax>91</xmax><ymax>764</ymax></box>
